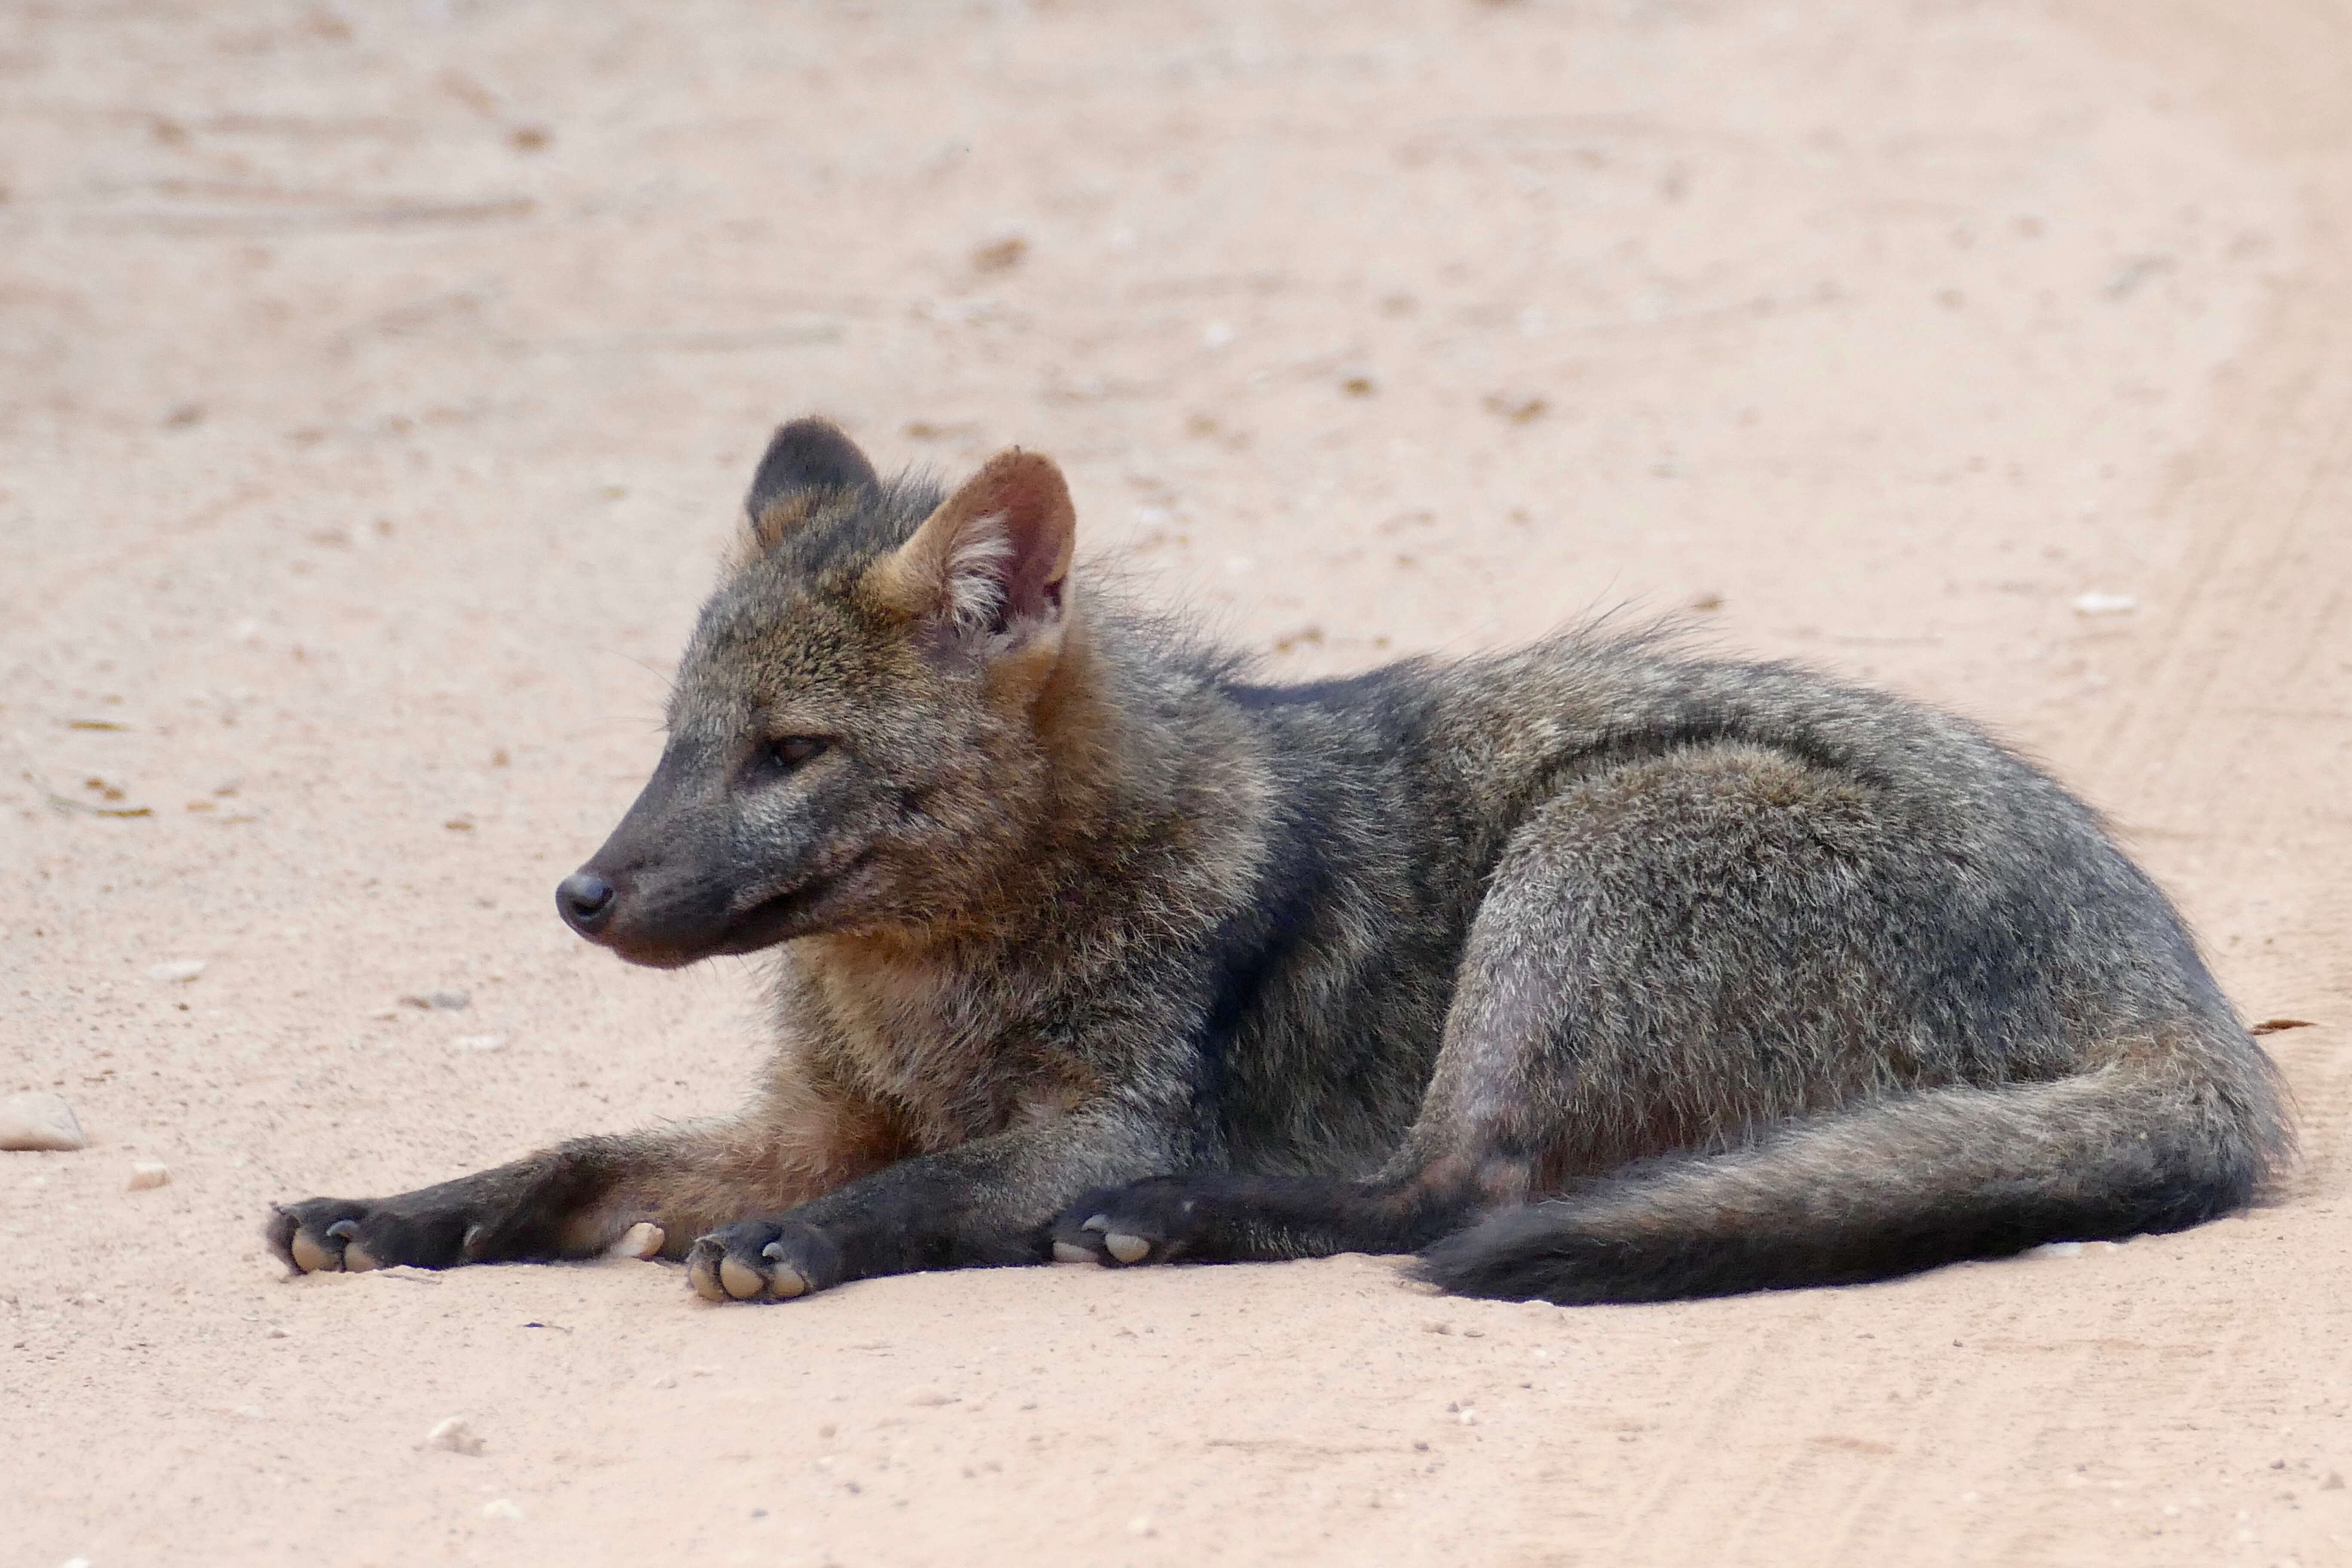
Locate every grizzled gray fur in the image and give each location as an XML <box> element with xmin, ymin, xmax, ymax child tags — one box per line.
<box><xmin>268</xmin><ymin>419</ymin><xmax>2292</xmax><ymax>1306</ymax></box>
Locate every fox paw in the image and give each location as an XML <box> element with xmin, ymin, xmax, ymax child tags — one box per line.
<box><xmin>686</xmin><ymin>1217</ymin><xmax>845</xmax><ymax>1303</ymax></box>
<box><xmin>1049</xmin><ymin>1178</ymin><xmax>1223</xmax><ymax>1268</ymax></box>
<box><xmin>266</xmin><ymin>1197</ymin><xmax>469</xmax><ymax>1274</ymax></box>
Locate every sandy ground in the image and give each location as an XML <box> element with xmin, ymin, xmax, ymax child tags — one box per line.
<box><xmin>4</xmin><ymin>2</ymin><xmax>2351</xmax><ymax>1564</ymax></box>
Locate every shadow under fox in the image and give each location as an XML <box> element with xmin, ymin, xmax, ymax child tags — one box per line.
<box><xmin>268</xmin><ymin>419</ymin><xmax>2291</xmax><ymax>1305</ymax></box>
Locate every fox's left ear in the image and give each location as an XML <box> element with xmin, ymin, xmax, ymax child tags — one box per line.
<box><xmin>744</xmin><ymin>418</ymin><xmax>879</xmax><ymax>550</ymax></box>
<box><xmin>870</xmin><ymin>449</ymin><xmax>1075</xmax><ymax>652</ymax></box>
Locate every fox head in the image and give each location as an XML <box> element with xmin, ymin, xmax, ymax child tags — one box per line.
<box><xmin>556</xmin><ymin>419</ymin><xmax>1085</xmax><ymax>967</ymax></box>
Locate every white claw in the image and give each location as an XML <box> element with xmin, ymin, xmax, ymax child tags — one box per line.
<box><xmin>1081</xmin><ymin>1214</ymin><xmax>1110</xmax><ymax>1232</ymax></box>
<box><xmin>718</xmin><ymin>1255</ymin><xmax>769</xmax><ymax>1301</ymax></box>
<box><xmin>288</xmin><ymin>1228</ymin><xmax>337</xmax><ymax>1274</ymax></box>
<box><xmin>321</xmin><ymin>1218</ymin><xmax>377</xmax><ymax>1271</ymax></box>
<box><xmin>758</xmin><ymin>1241</ymin><xmax>810</xmax><ymax>1298</ymax></box>
<box><xmin>687</xmin><ymin>1254</ymin><xmax>729</xmax><ymax>1303</ymax></box>
<box><xmin>1052</xmin><ymin>1240</ymin><xmax>1097</xmax><ymax>1265</ymax></box>
<box><xmin>1104</xmin><ymin>1232</ymin><xmax>1152</xmax><ymax>1265</ymax></box>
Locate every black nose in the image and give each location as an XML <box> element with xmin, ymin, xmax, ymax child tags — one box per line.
<box><xmin>556</xmin><ymin>870</ymin><xmax>616</xmax><ymax>934</ymax></box>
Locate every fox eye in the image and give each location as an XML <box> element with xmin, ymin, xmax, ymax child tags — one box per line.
<box><xmin>763</xmin><ymin>735</ymin><xmax>829</xmax><ymax>773</ymax></box>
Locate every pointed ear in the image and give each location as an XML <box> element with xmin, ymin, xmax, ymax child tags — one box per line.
<box><xmin>870</xmin><ymin>449</ymin><xmax>1075</xmax><ymax>648</ymax></box>
<box><xmin>744</xmin><ymin>418</ymin><xmax>880</xmax><ymax>550</ymax></box>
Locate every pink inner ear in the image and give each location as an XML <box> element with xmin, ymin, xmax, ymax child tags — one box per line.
<box><xmin>958</xmin><ymin>454</ymin><xmax>1073</xmax><ymax>628</ymax></box>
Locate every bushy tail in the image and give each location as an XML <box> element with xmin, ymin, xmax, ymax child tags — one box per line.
<box><xmin>1415</xmin><ymin>1050</ymin><xmax>2292</xmax><ymax>1304</ymax></box>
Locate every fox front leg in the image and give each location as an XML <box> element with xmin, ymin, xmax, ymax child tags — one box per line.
<box><xmin>266</xmin><ymin>1151</ymin><xmax>612</xmax><ymax>1274</ymax></box>
<box><xmin>267</xmin><ymin>1108</ymin><xmax>878</xmax><ymax>1275</ymax></box>
<box><xmin>681</xmin><ymin>1109</ymin><xmax>1179</xmax><ymax>1302</ymax></box>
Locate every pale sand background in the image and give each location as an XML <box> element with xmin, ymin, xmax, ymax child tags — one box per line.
<box><xmin>4</xmin><ymin>3</ymin><xmax>2350</xmax><ymax>1564</ymax></box>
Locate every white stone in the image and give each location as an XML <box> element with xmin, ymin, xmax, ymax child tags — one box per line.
<box><xmin>145</xmin><ymin>959</ymin><xmax>206</xmax><ymax>983</ymax></box>
<box><xmin>126</xmin><ymin>1161</ymin><xmax>169</xmax><ymax>1191</ymax></box>
<box><xmin>451</xmin><ymin>1033</ymin><xmax>507</xmax><ymax>1051</ymax></box>
<box><xmin>428</xmin><ymin>1417</ymin><xmax>486</xmax><ymax>1456</ymax></box>
<box><xmin>2071</xmin><ymin>591</ymin><xmax>2137</xmax><ymax>616</ymax></box>
<box><xmin>481</xmin><ymin>1498</ymin><xmax>524</xmax><ymax>1520</ymax></box>
<box><xmin>414</xmin><ymin>989</ymin><xmax>471</xmax><ymax>1010</ymax></box>
<box><xmin>0</xmin><ymin>1092</ymin><xmax>86</xmax><ymax>1152</ymax></box>
<box><xmin>605</xmin><ymin>1221</ymin><xmax>665</xmax><ymax>1260</ymax></box>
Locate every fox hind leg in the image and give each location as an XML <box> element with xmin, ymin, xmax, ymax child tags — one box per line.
<box><xmin>1054</xmin><ymin>744</ymin><xmax>1937</xmax><ymax>1272</ymax></box>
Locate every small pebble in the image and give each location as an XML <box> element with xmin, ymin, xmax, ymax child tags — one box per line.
<box><xmin>0</xmin><ymin>1092</ymin><xmax>86</xmax><ymax>1152</ymax></box>
<box><xmin>126</xmin><ymin>1161</ymin><xmax>170</xmax><ymax>1191</ymax></box>
<box><xmin>452</xmin><ymin>1033</ymin><xmax>507</xmax><ymax>1052</ymax></box>
<box><xmin>146</xmin><ymin>959</ymin><xmax>206</xmax><ymax>983</ymax></box>
<box><xmin>1127</xmin><ymin>1516</ymin><xmax>1156</xmax><ymax>1537</ymax></box>
<box><xmin>400</xmin><ymin>989</ymin><xmax>472</xmax><ymax>1011</ymax></box>
<box><xmin>2072</xmin><ymin>591</ymin><xmax>2137</xmax><ymax>616</ymax></box>
<box><xmin>606</xmin><ymin>1221</ymin><xmax>666</xmax><ymax>1260</ymax></box>
<box><xmin>906</xmin><ymin>1387</ymin><xmax>958</xmax><ymax>1407</ymax></box>
<box><xmin>481</xmin><ymin>1498</ymin><xmax>524</xmax><ymax>1520</ymax></box>
<box><xmin>428</xmin><ymin>1417</ymin><xmax>485</xmax><ymax>1456</ymax></box>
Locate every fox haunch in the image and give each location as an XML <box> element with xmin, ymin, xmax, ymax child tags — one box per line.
<box><xmin>268</xmin><ymin>419</ymin><xmax>2292</xmax><ymax>1306</ymax></box>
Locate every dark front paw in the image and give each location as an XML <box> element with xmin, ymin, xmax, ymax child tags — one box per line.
<box><xmin>1050</xmin><ymin>1177</ymin><xmax>1222</xmax><ymax>1268</ymax></box>
<box><xmin>266</xmin><ymin>1197</ymin><xmax>471</xmax><ymax>1274</ymax></box>
<box><xmin>686</xmin><ymin>1217</ymin><xmax>845</xmax><ymax>1304</ymax></box>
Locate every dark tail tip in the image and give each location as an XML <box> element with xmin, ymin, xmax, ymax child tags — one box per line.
<box><xmin>1412</xmin><ymin>1204</ymin><xmax>1637</xmax><ymax>1305</ymax></box>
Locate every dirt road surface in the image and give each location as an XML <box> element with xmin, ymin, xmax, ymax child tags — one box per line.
<box><xmin>4</xmin><ymin>3</ymin><xmax>2349</xmax><ymax>1564</ymax></box>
